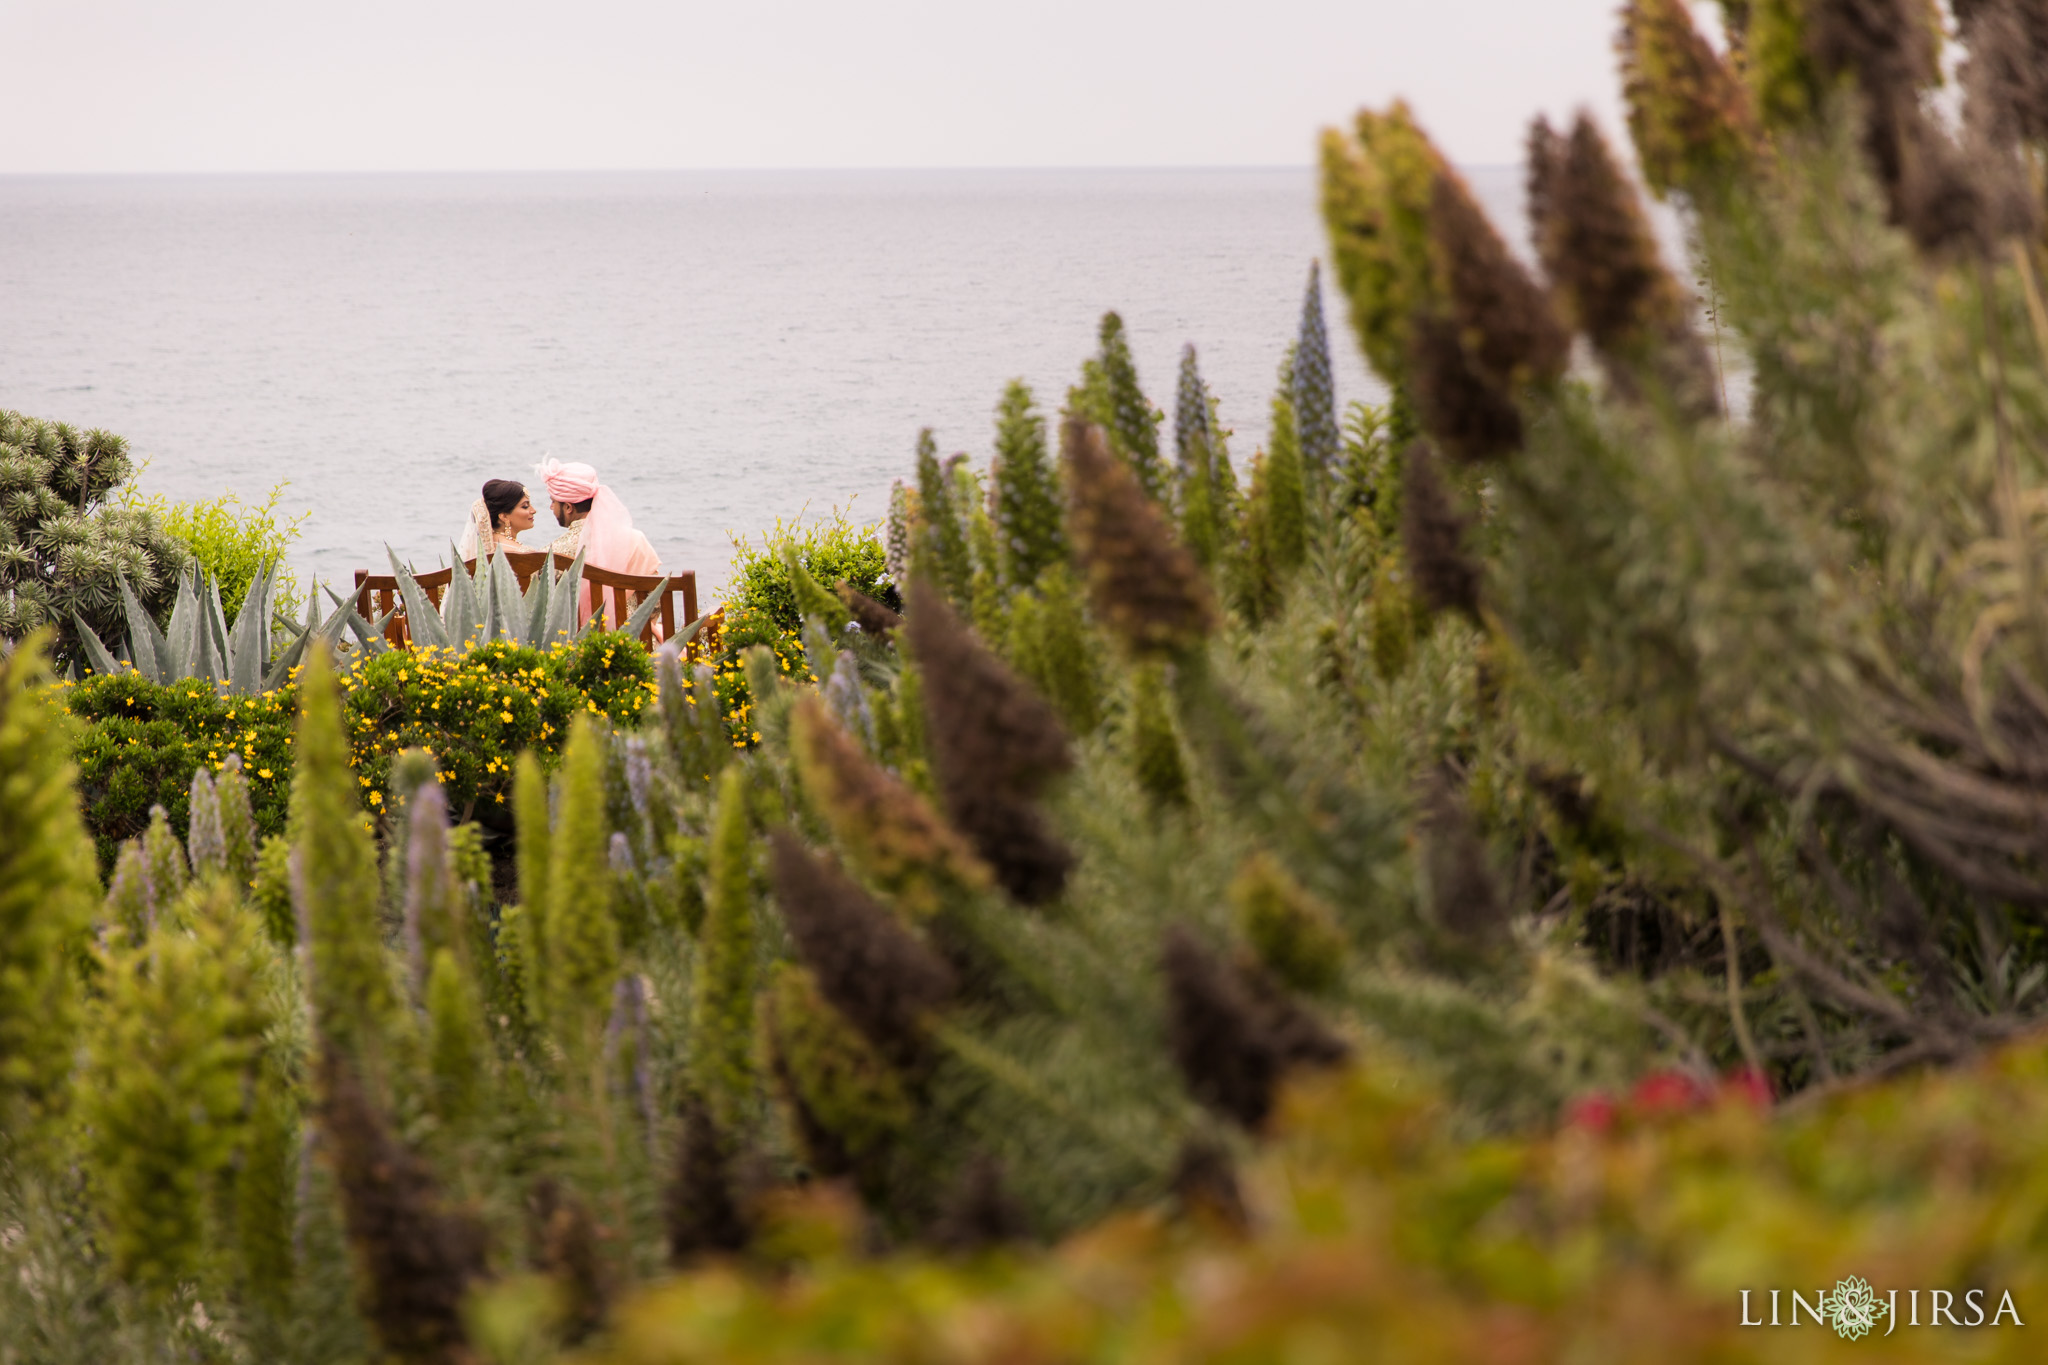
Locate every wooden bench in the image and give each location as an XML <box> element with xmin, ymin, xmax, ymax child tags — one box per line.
<box><xmin>353</xmin><ymin>553</ymin><xmax>712</xmax><ymax>655</ymax></box>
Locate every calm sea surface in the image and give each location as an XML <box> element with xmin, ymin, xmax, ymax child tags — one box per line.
<box><xmin>0</xmin><ymin>167</ymin><xmax>1525</xmax><ymax>599</ymax></box>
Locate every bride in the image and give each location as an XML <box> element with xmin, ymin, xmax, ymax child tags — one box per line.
<box><xmin>457</xmin><ymin>479</ymin><xmax>538</xmax><ymax>559</ymax></box>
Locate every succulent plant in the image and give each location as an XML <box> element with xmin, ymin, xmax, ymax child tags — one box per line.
<box><xmin>0</xmin><ymin>410</ymin><xmax>188</xmax><ymax>671</ymax></box>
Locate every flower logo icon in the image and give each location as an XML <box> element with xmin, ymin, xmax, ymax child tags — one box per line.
<box><xmin>1821</xmin><ymin>1276</ymin><xmax>1889</xmax><ymax>1341</ymax></box>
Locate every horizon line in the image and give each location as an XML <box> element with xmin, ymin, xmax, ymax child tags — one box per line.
<box><xmin>0</xmin><ymin>160</ymin><xmax>1523</xmax><ymax>179</ymax></box>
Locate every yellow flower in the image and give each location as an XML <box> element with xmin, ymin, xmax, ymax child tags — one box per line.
<box><xmin>500</xmin><ymin>711</ymin><xmax>514</xmax><ymax>723</ymax></box>
<box><xmin>368</xmin><ymin>791</ymin><xmax>383</xmax><ymax>805</ymax></box>
<box><xmin>258</xmin><ymin>768</ymin><xmax>273</xmax><ymax>779</ymax></box>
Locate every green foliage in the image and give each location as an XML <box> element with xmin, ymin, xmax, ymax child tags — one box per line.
<box><xmin>912</xmin><ymin>431</ymin><xmax>974</xmax><ymax>608</ymax></box>
<box><xmin>582</xmin><ymin>1041</ymin><xmax>2048</xmax><ymax>1363</ymax></box>
<box><xmin>1234</xmin><ymin>350</ymin><xmax>1309</xmax><ymax>621</ymax></box>
<box><xmin>61</xmin><ymin>632</ymin><xmax>655</xmax><ymax>869</ymax></box>
<box><xmin>82</xmin><ymin>881</ymin><xmax>271</xmax><ymax>1294</ymax></box>
<box><xmin>1173</xmin><ymin>345</ymin><xmax>1226</xmax><ymax>569</ymax></box>
<box><xmin>1128</xmin><ymin>663</ymin><xmax>1190</xmax><ymax>810</ymax></box>
<box><xmin>544</xmin><ymin>716</ymin><xmax>623</xmax><ymax>1054</ymax></box>
<box><xmin>515</xmin><ymin>751</ymin><xmax>553</xmax><ymax>1023</ymax></box>
<box><xmin>725</xmin><ymin>504</ymin><xmax>890</xmax><ymax>636</ymax></box>
<box><xmin>1618</xmin><ymin>0</ymin><xmax>1755</xmax><ymax>199</ymax></box>
<box><xmin>1232</xmin><ymin>852</ymin><xmax>1346</xmax><ymax>995</ymax></box>
<box><xmin>23</xmin><ymin>17</ymin><xmax>2048</xmax><ymax>1350</ymax></box>
<box><xmin>1290</xmin><ymin>261</ymin><xmax>1341</xmax><ymax>475</ymax></box>
<box><xmin>1318</xmin><ymin>102</ymin><xmax>1444</xmax><ymax>385</ymax></box>
<box><xmin>0</xmin><ymin>410</ymin><xmax>189</xmax><ymax>672</ymax></box>
<box><xmin>62</xmin><ymin>667</ymin><xmax>295</xmax><ymax>868</ymax></box>
<box><xmin>1068</xmin><ymin>312</ymin><xmax>1167</xmax><ymax>502</ymax></box>
<box><xmin>123</xmin><ymin>481</ymin><xmax>307</xmax><ymax>626</ymax></box>
<box><xmin>764</xmin><ymin>964</ymin><xmax>913</xmax><ymax>1170</ymax></box>
<box><xmin>426</xmin><ymin>948</ymin><xmax>489</xmax><ymax>1126</ymax></box>
<box><xmin>694</xmin><ymin>767</ymin><xmax>759</xmax><ymax>1131</ymax></box>
<box><xmin>293</xmin><ymin>648</ymin><xmax>396</xmax><ymax>1066</ymax></box>
<box><xmin>780</xmin><ymin>541</ymin><xmax>851</xmax><ymax>632</ymax></box>
<box><xmin>1003</xmin><ymin>564</ymin><xmax>1103</xmax><ymax>736</ymax></box>
<box><xmin>989</xmin><ymin>381</ymin><xmax>1066</xmax><ymax>592</ymax></box>
<box><xmin>0</xmin><ymin>637</ymin><xmax>97</xmax><ymax>1145</ymax></box>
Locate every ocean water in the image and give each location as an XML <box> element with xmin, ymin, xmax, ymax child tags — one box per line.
<box><xmin>0</xmin><ymin>167</ymin><xmax>1527</xmax><ymax>600</ymax></box>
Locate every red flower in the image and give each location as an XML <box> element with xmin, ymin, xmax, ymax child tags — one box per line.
<box><xmin>1717</xmin><ymin>1065</ymin><xmax>1774</xmax><ymax>1109</ymax></box>
<box><xmin>1563</xmin><ymin>1093</ymin><xmax>1618</xmax><ymax>1133</ymax></box>
<box><xmin>1629</xmin><ymin>1069</ymin><xmax>1712</xmax><ymax>1114</ymax></box>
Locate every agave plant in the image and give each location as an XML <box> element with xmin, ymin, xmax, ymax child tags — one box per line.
<box><xmin>72</xmin><ymin>559</ymin><xmax>364</xmax><ymax>694</ymax></box>
<box><xmin>385</xmin><ymin>543</ymin><xmax>672</xmax><ymax>652</ymax></box>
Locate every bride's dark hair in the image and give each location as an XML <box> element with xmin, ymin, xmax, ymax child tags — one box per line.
<box><xmin>482</xmin><ymin>479</ymin><xmax>526</xmax><ymax>531</ymax></box>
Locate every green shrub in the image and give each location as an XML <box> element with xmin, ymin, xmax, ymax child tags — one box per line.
<box><xmin>61</xmin><ymin>631</ymin><xmax>658</xmax><ymax>865</ymax></box>
<box><xmin>122</xmin><ymin>482</ymin><xmax>307</xmax><ymax>625</ymax></box>
<box><xmin>724</xmin><ymin>505</ymin><xmax>891</xmax><ymax>635</ymax></box>
<box><xmin>584</xmin><ymin>1042</ymin><xmax>2048</xmax><ymax>1364</ymax></box>
<box><xmin>0</xmin><ymin>410</ymin><xmax>189</xmax><ymax>672</ymax></box>
<box><xmin>62</xmin><ymin>672</ymin><xmax>296</xmax><ymax>868</ymax></box>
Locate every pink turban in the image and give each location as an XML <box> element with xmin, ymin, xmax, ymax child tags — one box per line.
<box><xmin>533</xmin><ymin>455</ymin><xmax>661</xmax><ymax>599</ymax></box>
<box><xmin>537</xmin><ymin>457</ymin><xmax>601</xmax><ymax>505</ymax></box>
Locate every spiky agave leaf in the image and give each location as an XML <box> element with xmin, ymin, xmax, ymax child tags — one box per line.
<box><xmin>386</xmin><ymin>548</ymin><xmax>452</xmax><ymax>652</ymax></box>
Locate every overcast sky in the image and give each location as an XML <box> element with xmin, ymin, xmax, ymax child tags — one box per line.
<box><xmin>2</xmin><ymin>0</ymin><xmax>1633</xmax><ymax>172</ymax></box>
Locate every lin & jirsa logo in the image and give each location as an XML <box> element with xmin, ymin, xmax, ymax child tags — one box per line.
<box><xmin>1741</xmin><ymin>1277</ymin><xmax>2024</xmax><ymax>1339</ymax></box>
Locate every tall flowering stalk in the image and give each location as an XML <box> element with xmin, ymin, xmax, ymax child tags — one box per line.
<box><xmin>292</xmin><ymin>647</ymin><xmax>396</xmax><ymax>1070</ymax></box>
<box><xmin>1290</xmin><ymin>262</ymin><xmax>1341</xmax><ymax>475</ymax></box>
<box><xmin>0</xmin><ymin>638</ymin><xmax>97</xmax><ymax>1144</ymax></box>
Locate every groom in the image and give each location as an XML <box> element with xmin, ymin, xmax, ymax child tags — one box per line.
<box><xmin>535</xmin><ymin>457</ymin><xmax>661</xmax><ymax>577</ymax></box>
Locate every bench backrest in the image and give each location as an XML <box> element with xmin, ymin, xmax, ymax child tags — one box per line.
<box><xmin>352</xmin><ymin>554</ymin><xmax>706</xmax><ymax>653</ymax></box>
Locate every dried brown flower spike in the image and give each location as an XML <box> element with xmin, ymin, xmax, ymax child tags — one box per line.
<box><xmin>1420</xmin><ymin>769</ymin><xmax>1508</xmax><ymax>940</ymax></box>
<box><xmin>836</xmin><ymin>579</ymin><xmax>903</xmax><ymax>640</ymax></box>
<box><xmin>1430</xmin><ymin>170</ymin><xmax>1570</xmax><ymax>389</ymax></box>
<box><xmin>1400</xmin><ymin>441</ymin><xmax>1485</xmax><ymax>620</ymax></box>
<box><xmin>1528</xmin><ymin>113</ymin><xmax>1719</xmax><ymax>415</ymax></box>
<box><xmin>1162</xmin><ymin>924</ymin><xmax>1349</xmax><ymax>1131</ymax></box>
<box><xmin>1619</xmin><ymin>0</ymin><xmax>1758</xmax><ymax>199</ymax></box>
<box><xmin>768</xmin><ymin>829</ymin><xmax>956</xmax><ymax>1063</ymax></box>
<box><xmin>1062</xmin><ymin>416</ymin><xmax>1217</xmax><ymax>659</ymax></box>
<box><xmin>318</xmin><ymin>1050</ymin><xmax>486</xmax><ymax>1364</ymax></box>
<box><xmin>665</xmin><ymin>1094</ymin><xmax>752</xmax><ymax>1263</ymax></box>
<box><xmin>905</xmin><ymin>578</ymin><xmax>1075</xmax><ymax>904</ymax></box>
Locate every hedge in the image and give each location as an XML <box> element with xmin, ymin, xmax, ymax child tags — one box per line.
<box><xmin>60</xmin><ymin>630</ymin><xmax>658</xmax><ymax>867</ymax></box>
